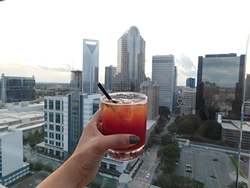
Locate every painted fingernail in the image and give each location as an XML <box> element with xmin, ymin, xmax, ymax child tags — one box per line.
<box><xmin>129</xmin><ymin>136</ymin><xmax>140</xmax><ymax>144</ymax></box>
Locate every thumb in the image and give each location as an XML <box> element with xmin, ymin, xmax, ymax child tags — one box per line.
<box><xmin>95</xmin><ymin>134</ymin><xmax>140</xmax><ymax>155</ymax></box>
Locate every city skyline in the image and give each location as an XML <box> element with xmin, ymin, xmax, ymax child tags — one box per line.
<box><xmin>0</xmin><ymin>0</ymin><xmax>249</xmax><ymax>85</ymax></box>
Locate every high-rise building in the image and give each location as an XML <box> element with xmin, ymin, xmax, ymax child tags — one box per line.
<box><xmin>245</xmin><ymin>74</ymin><xmax>250</xmax><ymax>101</ymax></box>
<box><xmin>186</xmin><ymin>77</ymin><xmax>195</xmax><ymax>88</ymax></box>
<box><xmin>39</xmin><ymin>93</ymin><xmax>101</xmax><ymax>160</ymax></box>
<box><xmin>152</xmin><ymin>55</ymin><xmax>175</xmax><ymax>112</ymax></box>
<box><xmin>1</xmin><ymin>74</ymin><xmax>35</xmax><ymax>103</ymax></box>
<box><xmin>105</xmin><ymin>65</ymin><xmax>116</xmax><ymax>91</ymax></box>
<box><xmin>140</xmin><ymin>80</ymin><xmax>160</xmax><ymax>120</ymax></box>
<box><xmin>196</xmin><ymin>53</ymin><xmax>245</xmax><ymax>120</ymax></box>
<box><xmin>70</xmin><ymin>70</ymin><xmax>82</xmax><ymax>93</ymax></box>
<box><xmin>82</xmin><ymin>39</ymin><xmax>99</xmax><ymax>94</ymax></box>
<box><xmin>173</xmin><ymin>66</ymin><xmax>178</xmax><ymax>109</ymax></box>
<box><xmin>181</xmin><ymin>86</ymin><xmax>196</xmax><ymax>115</ymax></box>
<box><xmin>112</xmin><ymin>26</ymin><xmax>146</xmax><ymax>92</ymax></box>
<box><xmin>0</xmin><ymin>126</ymin><xmax>30</xmax><ymax>187</ymax></box>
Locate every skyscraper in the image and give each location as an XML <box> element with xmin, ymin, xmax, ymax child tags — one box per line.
<box><xmin>70</xmin><ymin>70</ymin><xmax>82</xmax><ymax>93</ymax></box>
<box><xmin>82</xmin><ymin>39</ymin><xmax>99</xmax><ymax>94</ymax></box>
<box><xmin>173</xmin><ymin>66</ymin><xmax>178</xmax><ymax>109</ymax></box>
<box><xmin>105</xmin><ymin>65</ymin><xmax>116</xmax><ymax>91</ymax></box>
<box><xmin>152</xmin><ymin>55</ymin><xmax>175</xmax><ymax>112</ymax></box>
<box><xmin>245</xmin><ymin>74</ymin><xmax>250</xmax><ymax>101</ymax></box>
<box><xmin>186</xmin><ymin>77</ymin><xmax>195</xmax><ymax>88</ymax></box>
<box><xmin>112</xmin><ymin>26</ymin><xmax>146</xmax><ymax>92</ymax></box>
<box><xmin>196</xmin><ymin>53</ymin><xmax>245</xmax><ymax>120</ymax></box>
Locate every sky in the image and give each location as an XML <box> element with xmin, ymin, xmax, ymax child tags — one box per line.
<box><xmin>0</xmin><ymin>0</ymin><xmax>250</xmax><ymax>86</ymax></box>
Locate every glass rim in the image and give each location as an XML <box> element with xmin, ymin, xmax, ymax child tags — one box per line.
<box><xmin>100</xmin><ymin>92</ymin><xmax>148</xmax><ymax>105</ymax></box>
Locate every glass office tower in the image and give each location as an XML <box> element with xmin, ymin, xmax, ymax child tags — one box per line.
<box><xmin>112</xmin><ymin>26</ymin><xmax>146</xmax><ymax>92</ymax></box>
<box><xmin>82</xmin><ymin>39</ymin><xmax>99</xmax><ymax>94</ymax></box>
<box><xmin>196</xmin><ymin>53</ymin><xmax>245</xmax><ymax>120</ymax></box>
<box><xmin>186</xmin><ymin>77</ymin><xmax>195</xmax><ymax>88</ymax></box>
<box><xmin>152</xmin><ymin>55</ymin><xmax>175</xmax><ymax>112</ymax></box>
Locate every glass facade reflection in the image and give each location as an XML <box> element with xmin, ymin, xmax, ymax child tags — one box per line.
<box><xmin>196</xmin><ymin>53</ymin><xmax>245</xmax><ymax>120</ymax></box>
<box><xmin>82</xmin><ymin>39</ymin><xmax>99</xmax><ymax>94</ymax></box>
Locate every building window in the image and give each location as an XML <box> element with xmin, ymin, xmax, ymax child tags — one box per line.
<box><xmin>49</xmin><ymin>140</ymin><xmax>54</xmax><ymax>145</ymax></box>
<box><xmin>56</xmin><ymin>125</ymin><xmax>60</xmax><ymax>132</ymax></box>
<box><xmin>93</xmin><ymin>103</ymin><xmax>99</xmax><ymax>114</ymax></box>
<box><xmin>56</xmin><ymin>100</ymin><xmax>60</xmax><ymax>111</ymax></box>
<box><xmin>49</xmin><ymin>112</ymin><xmax>54</xmax><ymax>122</ymax></box>
<box><xmin>49</xmin><ymin>100</ymin><xmax>54</xmax><ymax>110</ymax></box>
<box><xmin>45</xmin><ymin>139</ymin><xmax>47</xmax><ymax>144</ymax></box>
<box><xmin>44</xmin><ymin>123</ymin><xmax>47</xmax><ymax>129</ymax></box>
<box><xmin>44</xmin><ymin>112</ymin><xmax>47</xmax><ymax>121</ymax></box>
<box><xmin>49</xmin><ymin>132</ymin><xmax>54</xmax><ymax>139</ymax></box>
<box><xmin>44</xmin><ymin>99</ymin><xmax>47</xmax><ymax>109</ymax></box>
<box><xmin>56</xmin><ymin>113</ymin><xmax>60</xmax><ymax>123</ymax></box>
<box><xmin>56</xmin><ymin>133</ymin><xmax>61</xmax><ymax>140</ymax></box>
<box><xmin>45</xmin><ymin>131</ymin><xmax>47</xmax><ymax>137</ymax></box>
<box><xmin>62</xmin><ymin>113</ymin><xmax>64</xmax><ymax>124</ymax></box>
<box><xmin>56</xmin><ymin>142</ymin><xmax>61</xmax><ymax>147</ymax></box>
<box><xmin>62</xmin><ymin>126</ymin><xmax>64</xmax><ymax>132</ymax></box>
<box><xmin>49</xmin><ymin>124</ymin><xmax>54</xmax><ymax>130</ymax></box>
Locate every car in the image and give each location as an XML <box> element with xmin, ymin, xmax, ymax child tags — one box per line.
<box><xmin>185</xmin><ymin>168</ymin><xmax>192</xmax><ymax>172</ymax></box>
<box><xmin>158</xmin><ymin>160</ymin><xmax>161</xmax><ymax>165</ymax></box>
<box><xmin>175</xmin><ymin>162</ymin><xmax>179</xmax><ymax>165</ymax></box>
<box><xmin>241</xmin><ymin>157</ymin><xmax>247</xmax><ymax>162</ymax></box>
<box><xmin>212</xmin><ymin>158</ymin><xmax>218</xmax><ymax>161</ymax></box>
<box><xmin>154</xmin><ymin>170</ymin><xmax>157</xmax><ymax>174</ymax></box>
<box><xmin>179</xmin><ymin>145</ymin><xmax>183</xmax><ymax>148</ymax></box>
<box><xmin>146</xmin><ymin>174</ymin><xmax>150</xmax><ymax>179</ymax></box>
<box><xmin>210</xmin><ymin>174</ymin><xmax>217</xmax><ymax>178</ymax></box>
<box><xmin>186</xmin><ymin>164</ymin><xmax>192</xmax><ymax>168</ymax></box>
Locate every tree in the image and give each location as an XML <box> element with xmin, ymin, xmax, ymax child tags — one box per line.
<box><xmin>28</xmin><ymin>132</ymin><xmax>36</xmax><ymax>149</ymax></box>
<box><xmin>23</xmin><ymin>154</ymin><xmax>27</xmax><ymax>162</ymax></box>
<box><xmin>161</xmin><ymin>134</ymin><xmax>173</xmax><ymax>146</ymax></box>
<box><xmin>44</xmin><ymin>163</ymin><xmax>53</xmax><ymax>172</ymax></box>
<box><xmin>179</xmin><ymin>119</ymin><xmax>194</xmax><ymax>134</ymax></box>
<box><xmin>153</xmin><ymin>174</ymin><xmax>205</xmax><ymax>188</ymax></box>
<box><xmin>168</xmin><ymin>122</ymin><xmax>178</xmax><ymax>134</ymax></box>
<box><xmin>90</xmin><ymin>173</ymin><xmax>103</xmax><ymax>188</ymax></box>
<box><xmin>186</xmin><ymin>114</ymin><xmax>202</xmax><ymax>130</ymax></box>
<box><xmin>228</xmin><ymin>181</ymin><xmax>248</xmax><ymax>188</ymax></box>
<box><xmin>202</xmin><ymin>120</ymin><xmax>221</xmax><ymax>140</ymax></box>
<box><xmin>159</xmin><ymin>106</ymin><xmax>170</xmax><ymax>118</ymax></box>
<box><xmin>104</xmin><ymin>178</ymin><xmax>117</xmax><ymax>188</ymax></box>
<box><xmin>34</xmin><ymin>159</ymin><xmax>44</xmax><ymax>170</ymax></box>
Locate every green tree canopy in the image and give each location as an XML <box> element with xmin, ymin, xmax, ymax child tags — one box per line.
<box><xmin>104</xmin><ymin>178</ymin><xmax>117</xmax><ymax>188</ymax></box>
<box><xmin>34</xmin><ymin>159</ymin><xmax>44</xmax><ymax>170</ymax></box>
<box><xmin>153</xmin><ymin>174</ymin><xmax>205</xmax><ymax>188</ymax></box>
<box><xmin>178</xmin><ymin>119</ymin><xmax>194</xmax><ymax>134</ymax></box>
<box><xmin>161</xmin><ymin>134</ymin><xmax>173</xmax><ymax>146</ymax></box>
<box><xmin>28</xmin><ymin>132</ymin><xmax>37</xmax><ymax>149</ymax></box>
<box><xmin>168</xmin><ymin>122</ymin><xmax>178</xmax><ymax>134</ymax></box>
<box><xmin>44</xmin><ymin>163</ymin><xmax>53</xmax><ymax>172</ymax></box>
<box><xmin>228</xmin><ymin>181</ymin><xmax>248</xmax><ymax>188</ymax></box>
<box><xmin>23</xmin><ymin>154</ymin><xmax>27</xmax><ymax>162</ymax></box>
<box><xmin>158</xmin><ymin>144</ymin><xmax>181</xmax><ymax>163</ymax></box>
<box><xmin>202</xmin><ymin>120</ymin><xmax>222</xmax><ymax>140</ymax></box>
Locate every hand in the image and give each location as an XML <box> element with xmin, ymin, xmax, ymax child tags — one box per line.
<box><xmin>36</xmin><ymin>109</ymin><xmax>140</xmax><ymax>188</ymax></box>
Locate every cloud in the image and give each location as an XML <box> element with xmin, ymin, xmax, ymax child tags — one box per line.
<box><xmin>176</xmin><ymin>54</ymin><xmax>197</xmax><ymax>84</ymax></box>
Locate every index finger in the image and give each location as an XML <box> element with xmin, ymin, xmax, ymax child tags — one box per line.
<box><xmin>91</xmin><ymin>109</ymin><xmax>102</xmax><ymax>123</ymax></box>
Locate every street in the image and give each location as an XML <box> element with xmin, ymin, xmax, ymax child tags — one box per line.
<box><xmin>128</xmin><ymin>145</ymin><xmax>161</xmax><ymax>188</ymax></box>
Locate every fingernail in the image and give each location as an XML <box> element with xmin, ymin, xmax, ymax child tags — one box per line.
<box><xmin>129</xmin><ymin>136</ymin><xmax>140</xmax><ymax>144</ymax></box>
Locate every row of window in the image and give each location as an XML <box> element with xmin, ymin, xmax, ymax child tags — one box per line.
<box><xmin>45</xmin><ymin>131</ymin><xmax>63</xmax><ymax>140</ymax></box>
<box><xmin>45</xmin><ymin>139</ymin><xmax>64</xmax><ymax>147</ymax></box>
<box><xmin>44</xmin><ymin>112</ymin><xmax>63</xmax><ymax>124</ymax></box>
<box><xmin>44</xmin><ymin>99</ymin><xmax>62</xmax><ymax>111</ymax></box>
<box><xmin>45</xmin><ymin>124</ymin><xmax>63</xmax><ymax>132</ymax></box>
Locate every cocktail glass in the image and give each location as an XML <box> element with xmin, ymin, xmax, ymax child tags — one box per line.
<box><xmin>100</xmin><ymin>92</ymin><xmax>147</xmax><ymax>161</ymax></box>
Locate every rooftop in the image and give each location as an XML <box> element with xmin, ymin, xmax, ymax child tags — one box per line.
<box><xmin>221</xmin><ymin>120</ymin><xmax>250</xmax><ymax>132</ymax></box>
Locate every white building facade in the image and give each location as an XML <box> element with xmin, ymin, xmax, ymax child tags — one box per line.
<box><xmin>0</xmin><ymin>126</ymin><xmax>29</xmax><ymax>187</ymax></box>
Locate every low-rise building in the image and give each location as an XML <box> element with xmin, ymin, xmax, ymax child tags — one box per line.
<box><xmin>0</xmin><ymin>126</ymin><xmax>29</xmax><ymax>187</ymax></box>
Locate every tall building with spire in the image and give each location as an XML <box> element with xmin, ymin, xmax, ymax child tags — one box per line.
<box><xmin>82</xmin><ymin>39</ymin><xmax>99</xmax><ymax>94</ymax></box>
<box><xmin>112</xmin><ymin>26</ymin><xmax>146</xmax><ymax>92</ymax></box>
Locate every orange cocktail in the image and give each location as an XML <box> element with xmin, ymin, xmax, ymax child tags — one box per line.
<box><xmin>100</xmin><ymin>92</ymin><xmax>147</xmax><ymax>161</ymax></box>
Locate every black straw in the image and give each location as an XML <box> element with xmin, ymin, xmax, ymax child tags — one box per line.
<box><xmin>98</xmin><ymin>83</ymin><xmax>117</xmax><ymax>103</ymax></box>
